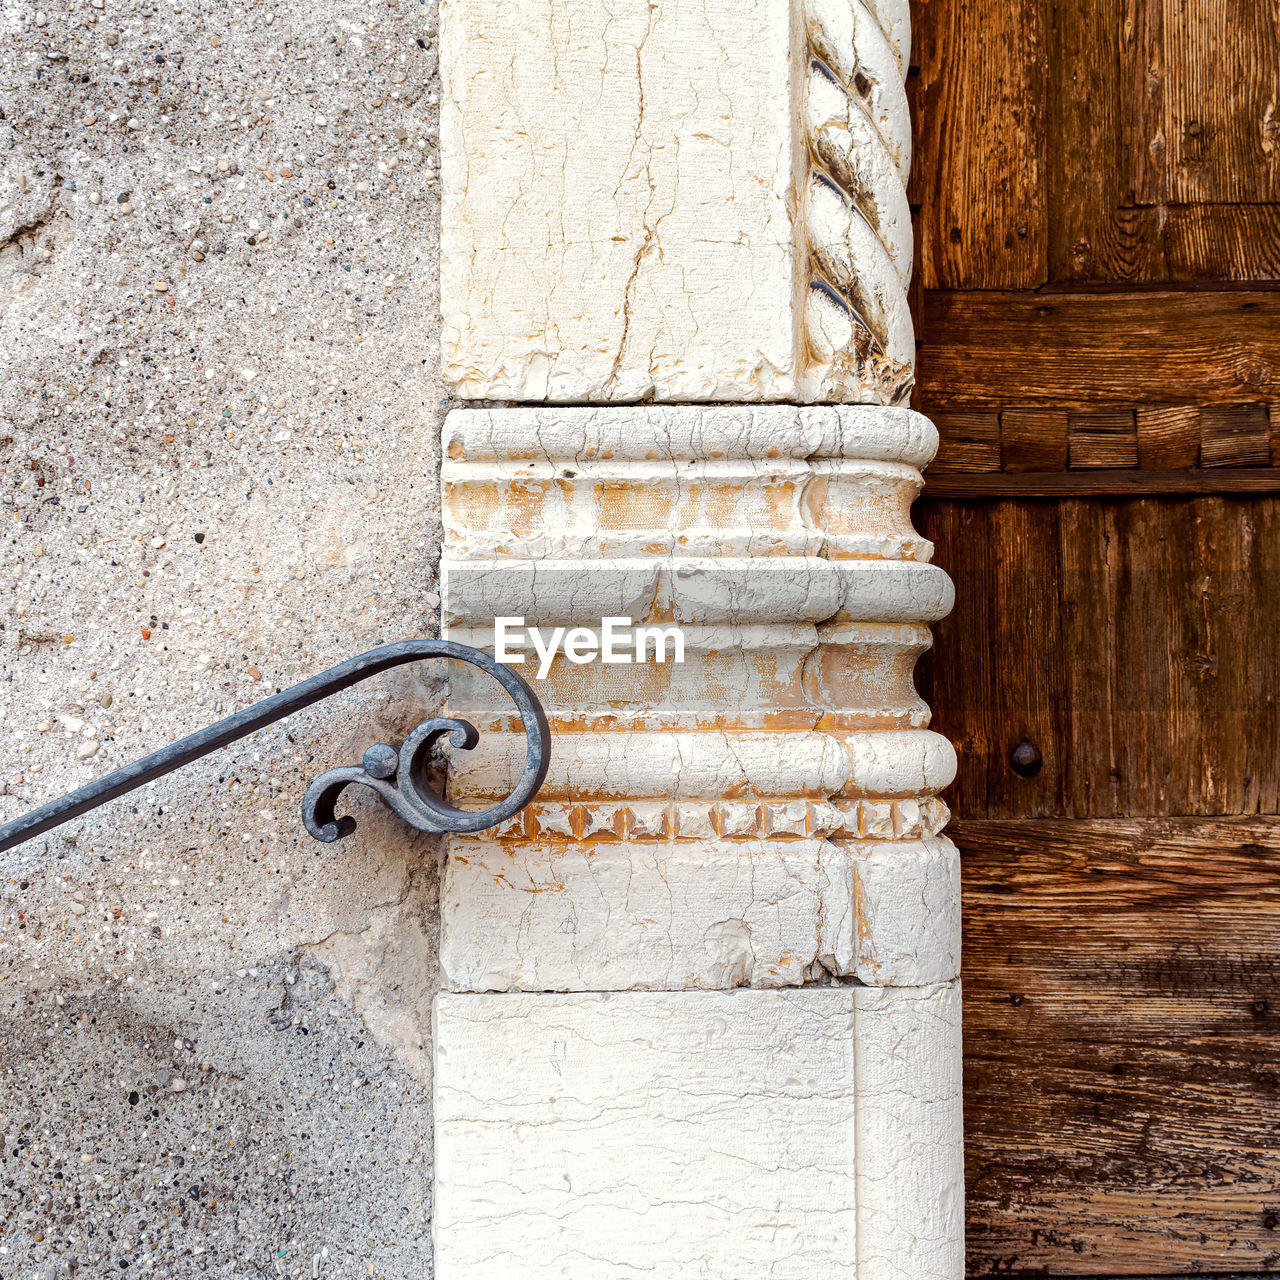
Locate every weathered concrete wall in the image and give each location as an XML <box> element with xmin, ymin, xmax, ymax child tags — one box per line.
<box><xmin>0</xmin><ymin>0</ymin><xmax>448</xmax><ymax>1273</ymax></box>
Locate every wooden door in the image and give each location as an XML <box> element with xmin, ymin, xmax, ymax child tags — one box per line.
<box><xmin>908</xmin><ymin>0</ymin><xmax>1280</xmax><ymax>1272</ymax></box>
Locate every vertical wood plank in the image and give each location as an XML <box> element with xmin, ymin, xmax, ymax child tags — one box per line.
<box><xmin>1246</xmin><ymin>499</ymin><xmax>1280</xmax><ymax>812</ymax></box>
<box><xmin>933</xmin><ymin>496</ymin><xmax>1280</xmax><ymax>819</ymax></box>
<box><xmin>1049</xmin><ymin>0</ymin><xmax>1163</xmax><ymax>282</ymax></box>
<box><xmin>910</xmin><ymin>0</ymin><xmax>1048</xmax><ymax>288</ymax></box>
<box><xmin>1058</xmin><ymin>499</ymin><xmax>1121</xmax><ymax>816</ymax></box>
<box><xmin>916</xmin><ymin>500</ymin><xmax>1064</xmax><ymax>819</ymax></box>
<box><xmin>1123</xmin><ymin>0</ymin><xmax>1169</xmax><ymax>207</ymax></box>
<box><xmin>1194</xmin><ymin>498</ymin><xmax>1280</xmax><ymax>814</ymax></box>
<box><xmin>1113</xmin><ymin>499</ymin><xmax>1210</xmax><ymax>813</ymax></box>
<box><xmin>1156</xmin><ymin>0</ymin><xmax>1280</xmax><ymax>205</ymax></box>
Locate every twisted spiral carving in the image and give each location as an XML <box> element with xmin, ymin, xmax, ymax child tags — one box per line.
<box><xmin>801</xmin><ymin>0</ymin><xmax>915</xmax><ymax>406</ymax></box>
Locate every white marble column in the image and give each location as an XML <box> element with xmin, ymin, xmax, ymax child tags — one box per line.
<box><xmin>435</xmin><ymin>3</ymin><xmax>962</xmax><ymax>1278</ymax></box>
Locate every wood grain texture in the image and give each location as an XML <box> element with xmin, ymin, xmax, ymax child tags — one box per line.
<box><xmin>1053</xmin><ymin>0</ymin><xmax>1280</xmax><ymax>281</ymax></box>
<box><xmin>1139</xmin><ymin>0</ymin><xmax>1280</xmax><ymax>207</ymax></box>
<box><xmin>1068</xmin><ymin>408</ymin><xmax>1140</xmax><ymax>469</ymax></box>
<box><xmin>913</xmin><ymin>0</ymin><xmax>1280</xmax><ymax>286</ymax></box>
<box><xmin>1137</xmin><ymin>405</ymin><xmax>1202</xmax><ymax>470</ymax></box>
<box><xmin>1199</xmin><ymin>404</ymin><xmax>1273</xmax><ymax>468</ymax></box>
<box><xmin>922</xmin><ymin>405</ymin><xmax>1280</xmax><ymax>477</ymax></box>
<box><xmin>1164</xmin><ymin>205</ymin><xmax>1280</xmax><ymax>282</ymax></box>
<box><xmin>909</xmin><ymin>0</ymin><xmax>1047</xmax><ymax>289</ymax></box>
<box><xmin>916</xmin><ymin>496</ymin><xmax>1280</xmax><ymax>818</ymax></box>
<box><xmin>918</xmin><ymin>291</ymin><xmax>1280</xmax><ymax>406</ymax></box>
<box><xmin>961</xmin><ymin>815</ymin><xmax>1280</xmax><ymax>1276</ymax></box>
<box><xmin>922</xmin><ymin>469</ymin><xmax>1280</xmax><ymax>498</ymax></box>
<box><xmin>930</xmin><ymin>411</ymin><xmax>1002</xmax><ymax>473</ymax></box>
<box><xmin>910</xmin><ymin>2</ymin><xmax>1280</xmax><ymax>1274</ymax></box>
<box><xmin>1001</xmin><ymin>407</ymin><xmax>1069</xmax><ymax>472</ymax></box>
<box><xmin>916</xmin><ymin>501</ymin><xmax>1065</xmax><ymax>820</ymax></box>
<box><xmin>1050</xmin><ymin>0</ymin><xmax>1162</xmax><ymax>284</ymax></box>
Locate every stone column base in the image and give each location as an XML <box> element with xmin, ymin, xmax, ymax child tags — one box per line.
<box><xmin>435</xmin><ymin>404</ymin><xmax>961</xmax><ymax>1278</ymax></box>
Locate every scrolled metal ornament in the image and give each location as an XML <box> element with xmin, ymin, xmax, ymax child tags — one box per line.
<box><xmin>0</xmin><ymin>640</ymin><xmax>549</xmax><ymax>855</ymax></box>
<box><xmin>302</xmin><ymin>651</ymin><xmax>548</xmax><ymax>842</ymax></box>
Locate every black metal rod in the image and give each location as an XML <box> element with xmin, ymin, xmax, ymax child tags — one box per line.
<box><xmin>0</xmin><ymin>640</ymin><xmax>549</xmax><ymax>855</ymax></box>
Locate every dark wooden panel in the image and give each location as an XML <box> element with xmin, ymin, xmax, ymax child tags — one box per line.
<box><xmin>912</xmin><ymin>0</ymin><xmax>1280</xmax><ymax>290</ymax></box>
<box><xmin>923</xmin><ymin>469</ymin><xmax>1280</xmax><ymax>498</ymax></box>
<box><xmin>918</xmin><ymin>291</ymin><xmax>1280</xmax><ymax>407</ymax></box>
<box><xmin>961</xmin><ymin>816</ymin><xmax>1280</xmax><ymax>1276</ymax></box>
<box><xmin>1139</xmin><ymin>0</ymin><xmax>1280</xmax><ymax>207</ymax></box>
<box><xmin>1001</xmin><ymin>407</ymin><xmax>1069</xmax><ymax>472</ymax></box>
<box><xmin>923</xmin><ymin>403</ymin><xmax>1280</xmax><ymax>478</ymax></box>
<box><xmin>1068</xmin><ymin>408</ymin><xmax>1139</xmax><ymax>469</ymax></box>
<box><xmin>1200</xmin><ymin>497</ymin><xmax>1280</xmax><ymax>816</ymax></box>
<box><xmin>917</xmin><ymin>496</ymin><xmax>1280</xmax><ymax>818</ymax></box>
<box><xmin>1200</xmin><ymin>404</ymin><xmax>1273</xmax><ymax>467</ymax></box>
<box><xmin>916</xmin><ymin>502</ymin><xmax>1065</xmax><ymax>819</ymax></box>
<box><xmin>1049</xmin><ymin>0</ymin><xmax>1163</xmax><ymax>284</ymax></box>
<box><xmin>910</xmin><ymin>0</ymin><xmax>1047</xmax><ymax>289</ymax></box>
<box><xmin>931</xmin><ymin>411</ymin><xmax>1002</xmax><ymax>473</ymax></box>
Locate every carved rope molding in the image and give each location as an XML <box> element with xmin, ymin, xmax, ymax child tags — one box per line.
<box><xmin>440</xmin><ymin>0</ymin><xmax>916</xmax><ymax>405</ymax></box>
<box><xmin>802</xmin><ymin>0</ymin><xmax>915</xmax><ymax>403</ymax></box>
<box><xmin>436</xmin><ymin>4</ymin><xmax>960</xmax><ymax>1278</ymax></box>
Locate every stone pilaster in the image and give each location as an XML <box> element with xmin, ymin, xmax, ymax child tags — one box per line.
<box><xmin>435</xmin><ymin>3</ymin><xmax>961</xmax><ymax>1278</ymax></box>
<box><xmin>439</xmin><ymin>0</ymin><xmax>914</xmax><ymax>404</ymax></box>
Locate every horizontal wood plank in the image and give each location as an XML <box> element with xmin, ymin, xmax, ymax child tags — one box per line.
<box><xmin>961</xmin><ymin>815</ymin><xmax>1280</xmax><ymax>1276</ymax></box>
<box><xmin>917</xmin><ymin>291</ymin><xmax>1280</xmax><ymax>405</ymax></box>
<box><xmin>922</xmin><ymin>469</ymin><xmax>1280</xmax><ymax>498</ymax></box>
<box><xmin>1164</xmin><ymin>205</ymin><xmax>1280</xmax><ymax>283</ymax></box>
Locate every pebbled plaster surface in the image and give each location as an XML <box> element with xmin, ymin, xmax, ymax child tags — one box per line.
<box><xmin>0</xmin><ymin>0</ymin><xmax>449</xmax><ymax>1272</ymax></box>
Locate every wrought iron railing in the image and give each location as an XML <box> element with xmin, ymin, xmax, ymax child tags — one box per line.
<box><xmin>0</xmin><ymin>640</ymin><xmax>549</xmax><ymax>855</ymax></box>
